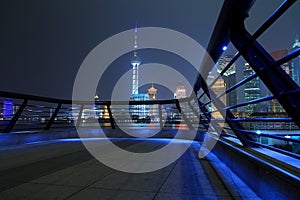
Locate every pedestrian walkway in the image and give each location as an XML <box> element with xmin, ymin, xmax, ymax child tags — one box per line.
<box><xmin>0</xmin><ymin>138</ymin><xmax>259</xmax><ymax>200</ymax></box>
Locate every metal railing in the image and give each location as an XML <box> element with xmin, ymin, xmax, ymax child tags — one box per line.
<box><xmin>193</xmin><ymin>0</ymin><xmax>300</xmax><ymax>159</ymax></box>
<box><xmin>0</xmin><ymin>91</ymin><xmax>204</xmax><ymax>134</ymax></box>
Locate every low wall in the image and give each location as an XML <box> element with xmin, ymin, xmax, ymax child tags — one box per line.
<box><xmin>210</xmin><ymin>136</ymin><xmax>300</xmax><ymax>200</ymax></box>
<box><xmin>0</xmin><ymin>128</ymin><xmax>204</xmax><ymax>146</ymax></box>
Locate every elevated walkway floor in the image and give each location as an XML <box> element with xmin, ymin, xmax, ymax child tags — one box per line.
<box><xmin>0</xmin><ymin>134</ymin><xmax>260</xmax><ymax>200</ymax></box>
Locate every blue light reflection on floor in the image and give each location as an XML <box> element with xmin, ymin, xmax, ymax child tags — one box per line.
<box><xmin>10</xmin><ymin>130</ymin><xmax>41</xmax><ymax>134</ymax></box>
<box><xmin>56</xmin><ymin>137</ymin><xmax>194</xmax><ymax>144</ymax></box>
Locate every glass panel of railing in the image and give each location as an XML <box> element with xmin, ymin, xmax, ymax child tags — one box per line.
<box><xmin>51</xmin><ymin>104</ymin><xmax>75</xmax><ymax>128</ymax></box>
<box><xmin>77</xmin><ymin>103</ymin><xmax>100</xmax><ymax>128</ymax></box>
<box><xmin>0</xmin><ymin>97</ymin><xmax>20</xmax><ymax>131</ymax></box>
<box><xmin>14</xmin><ymin>100</ymin><xmax>57</xmax><ymax>131</ymax></box>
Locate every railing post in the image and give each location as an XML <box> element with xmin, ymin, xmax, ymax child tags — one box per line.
<box><xmin>76</xmin><ymin>104</ymin><xmax>84</xmax><ymax>128</ymax></box>
<box><xmin>158</xmin><ymin>104</ymin><xmax>163</xmax><ymax>129</ymax></box>
<box><xmin>187</xmin><ymin>98</ymin><xmax>208</xmax><ymax>130</ymax></box>
<box><xmin>3</xmin><ymin>99</ymin><xmax>28</xmax><ymax>133</ymax></box>
<box><xmin>200</xmin><ymin>77</ymin><xmax>255</xmax><ymax>147</ymax></box>
<box><xmin>44</xmin><ymin>103</ymin><xmax>61</xmax><ymax>130</ymax></box>
<box><xmin>107</xmin><ymin>104</ymin><xmax>115</xmax><ymax>129</ymax></box>
<box><xmin>175</xmin><ymin>99</ymin><xmax>194</xmax><ymax>130</ymax></box>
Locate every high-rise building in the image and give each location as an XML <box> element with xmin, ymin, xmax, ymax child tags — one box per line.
<box><xmin>174</xmin><ymin>82</ymin><xmax>187</xmax><ymax>99</ymax></box>
<box><xmin>217</xmin><ymin>55</ymin><xmax>236</xmax><ymax>76</ymax></box>
<box><xmin>206</xmin><ymin>71</ymin><xmax>225</xmax><ymax>119</ymax></box>
<box><xmin>217</xmin><ymin>55</ymin><xmax>237</xmax><ymax>109</ymax></box>
<box><xmin>270</xmin><ymin>50</ymin><xmax>289</xmax><ymax>113</ymax></box>
<box><xmin>270</xmin><ymin>49</ymin><xmax>290</xmax><ymax>75</ymax></box>
<box><xmin>290</xmin><ymin>36</ymin><xmax>300</xmax><ymax>85</ymax></box>
<box><xmin>244</xmin><ymin>63</ymin><xmax>260</xmax><ymax>115</ymax></box>
<box><xmin>3</xmin><ymin>98</ymin><xmax>14</xmax><ymax>119</ymax></box>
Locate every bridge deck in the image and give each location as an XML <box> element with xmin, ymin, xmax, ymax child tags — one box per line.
<box><xmin>0</xmin><ymin>137</ymin><xmax>259</xmax><ymax>200</ymax></box>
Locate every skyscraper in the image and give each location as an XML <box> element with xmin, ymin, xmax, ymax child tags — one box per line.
<box><xmin>290</xmin><ymin>36</ymin><xmax>300</xmax><ymax>85</ymax></box>
<box><xmin>174</xmin><ymin>82</ymin><xmax>187</xmax><ymax>99</ymax></box>
<box><xmin>206</xmin><ymin>71</ymin><xmax>225</xmax><ymax>119</ymax></box>
<box><xmin>217</xmin><ymin>55</ymin><xmax>237</xmax><ymax>109</ymax></box>
<box><xmin>270</xmin><ymin>50</ymin><xmax>289</xmax><ymax>113</ymax></box>
<box><xmin>3</xmin><ymin>98</ymin><xmax>14</xmax><ymax>119</ymax></box>
<box><xmin>270</xmin><ymin>49</ymin><xmax>290</xmax><ymax>75</ymax></box>
<box><xmin>244</xmin><ymin>63</ymin><xmax>260</xmax><ymax>115</ymax></box>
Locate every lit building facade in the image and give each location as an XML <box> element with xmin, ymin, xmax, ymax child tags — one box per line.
<box><xmin>270</xmin><ymin>49</ymin><xmax>290</xmax><ymax>75</ymax></box>
<box><xmin>206</xmin><ymin>72</ymin><xmax>225</xmax><ymax>119</ymax></box>
<box><xmin>244</xmin><ymin>63</ymin><xmax>260</xmax><ymax>115</ymax></box>
<box><xmin>129</xmin><ymin>94</ymin><xmax>150</xmax><ymax>119</ymax></box>
<box><xmin>147</xmin><ymin>84</ymin><xmax>157</xmax><ymax>117</ymax></box>
<box><xmin>217</xmin><ymin>55</ymin><xmax>237</xmax><ymax>109</ymax></box>
<box><xmin>174</xmin><ymin>82</ymin><xmax>187</xmax><ymax>99</ymax></box>
<box><xmin>290</xmin><ymin>36</ymin><xmax>300</xmax><ymax>85</ymax></box>
<box><xmin>147</xmin><ymin>83</ymin><xmax>157</xmax><ymax>100</ymax></box>
<box><xmin>269</xmin><ymin>50</ymin><xmax>289</xmax><ymax>113</ymax></box>
<box><xmin>2</xmin><ymin>98</ymin><xmax>14</xmax><ymax>119</ymax></box>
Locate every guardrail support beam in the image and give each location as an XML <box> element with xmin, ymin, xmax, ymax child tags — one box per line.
<box><xmin>231</xmin><ymin>25</ymin><xmax>300</xmax><ymax>128</ymax></box>
<box><xmin>107</xmin><ymin>104</ymin><xmax>115</xmax><ymax>129</ymax></box>
<box><xmin>3</xmin><ymin>99</ymin><xmax>28</xmax><ymax>133</ymax></box>
<box><xmin>44</xmin><ymin>103</ymin><xmax>61</xmax><ymax>130</ymax></box>
<box><xmin>76</xmin><ymin>104</ymin><xmax>84</xmax><ymax>128</ymax></box>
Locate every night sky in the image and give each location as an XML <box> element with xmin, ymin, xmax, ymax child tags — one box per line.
<box><xmin>0</xmin><ymin>0</ymin><xmax>299</xmax><ymax>100</ymax></box>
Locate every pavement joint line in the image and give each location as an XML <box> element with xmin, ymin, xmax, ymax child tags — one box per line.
<box><xmin>62</xmin><ymin>169</ymin><xmax>116</xmax><ymax>200</ymax></box>
<box><xmin>151</xmin><ymin>160</ymin><xmax>179</xmax><ymax>200</ymax></box>
<box><xmin>28</xmin><ymin>180</ymin><xmax>85</xmax><ymax>188</ymax></box>
<box><xmin>87</xmin><ymin>186</ymin><xmax>158</xmax><ymax>193</ymax></box>
<box><xmin>0</xmin><ymin>138</ymin><xmax>262</xmax><ymax>199</ymax></box>
<box><xmin>23</xmin><ymin>181</ymin><xmax>83</xmax><ymax>188</ymax></box>
<box><xmin>62</xmin><ymin>139</ymin><xmax>144</xmax><ymax>200</ymax></box>
<box><xmin>0</xmin><ymin>149</ymin><xmax>94</xmax><ymax>192</ymax></box>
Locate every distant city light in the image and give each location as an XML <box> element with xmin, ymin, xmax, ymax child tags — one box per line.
<box><xmin>256</xmin><ymin>130</ymin><xmax>262</xmax><ymax>135</ymax></box>
<box><xmin>222</xmin><ymin>46</ymin><xmax>228</xmax><ymax>51</ymax></box>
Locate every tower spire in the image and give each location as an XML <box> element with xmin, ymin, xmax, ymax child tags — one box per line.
<box><xmin>134</xmin><ymin>23</ymin><xmax>138</xmax><ymax>49</ymax></box>
<box><xmin>131</xmin><ymin>24</ymin><xmax>141</xmax><ymax>95</ymax></box>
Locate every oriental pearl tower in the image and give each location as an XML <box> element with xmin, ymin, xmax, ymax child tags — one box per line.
<box><xmin>131</xmin><ymin>25</ymin><xmax>141</xmax><ymax>95</ymax></box>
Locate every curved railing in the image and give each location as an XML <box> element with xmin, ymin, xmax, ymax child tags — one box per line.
<box><xmin>1</xmin><ymin>88</ymin><xmax>300</xmax><ymax>159</ymax></box>
<box><xmin>0</xmin><ymin>91</ymin><xmax>203</xmax><ymax>133</ymax></box>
